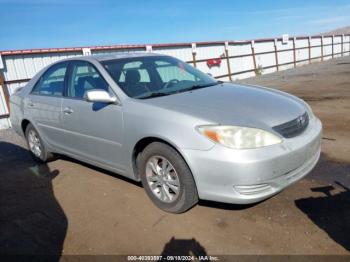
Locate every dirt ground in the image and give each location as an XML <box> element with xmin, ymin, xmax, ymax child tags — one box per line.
<box><xmin>0</xmin><ymin>56</ymin><xmax>349</xmax><ymax>257</ymax></box>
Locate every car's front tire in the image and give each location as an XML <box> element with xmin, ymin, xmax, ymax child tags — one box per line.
<box><xmin>25</xmin><ymin>123</ymin><xmax>52</xmax><ymax>163</ymax></box>
<box><xmin>139</xmin><ymin>142</ymin><xmax>198</xmax><ymax>213</ymax></box>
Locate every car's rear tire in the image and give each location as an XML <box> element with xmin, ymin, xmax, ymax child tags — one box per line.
<box><xmin>139</xmin><ymin>142</ymin><xmax>198</xmax><ymax>213</ymax></box>
<box><xmin>25</xmin><ymin>123</ymin><xmax>52</xmax><ymax>163</ymax></box>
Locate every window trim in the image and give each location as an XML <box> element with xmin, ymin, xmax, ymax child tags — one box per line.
<box><xmin>30</xmin><ymin>61</ymin><xmax>69</xmax><ymax>97</ymax></box>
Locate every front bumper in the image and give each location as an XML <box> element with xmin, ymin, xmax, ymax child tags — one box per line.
<box><xmin>182</xmin><ymin>117</ymin><xmax>322</xmax><ymax>204</ymax></box>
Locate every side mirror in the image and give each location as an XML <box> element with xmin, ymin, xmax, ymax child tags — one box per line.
<box><xmin>86</xmin><ymin>89</ymin><xmax>117</xmax><ymax>104</ymax></box>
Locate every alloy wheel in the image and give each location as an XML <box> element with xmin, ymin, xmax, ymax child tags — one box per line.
<box><xmin>28</xmin><ymin>130</ymin><xmax>42</xmax><ymax>158</ymax></box>
<box><xmin>145</xmin><ymin>156</ymin><xmax>180</xmax><ymax>203</ymax></box>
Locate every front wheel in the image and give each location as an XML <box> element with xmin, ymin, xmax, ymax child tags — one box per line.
<box><xmin>139</xmin><ymin>142</ymin><xmax>198</xmax><ymax>213</ymax></box>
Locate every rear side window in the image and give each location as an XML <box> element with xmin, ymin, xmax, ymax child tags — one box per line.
<box><xmin>32</xmin><ymin>62</ymin><xmax>67</xmax><ymax>96</ymax></box>
<box><xmin>67</xmin><ymin>61</ymin><xmax>110</xmax><ymax>99</ymax></box>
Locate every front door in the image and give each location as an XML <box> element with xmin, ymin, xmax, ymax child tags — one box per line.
<box><xmin>60</xmin><ymin>61</ymin><xmax>124</xmax><ymax>171</ymax></box>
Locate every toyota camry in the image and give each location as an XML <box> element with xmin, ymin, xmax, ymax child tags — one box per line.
<box><xmin>10</xmin><ymin>53</ymin><xmax>322</xmax><ymax>213</ymax></box>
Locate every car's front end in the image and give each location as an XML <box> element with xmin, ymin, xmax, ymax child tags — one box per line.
<box><xmin>128</xmin><ymin>75</ymin><xmax>322</xmax><ymax>205</ymax></box>
<box><xmin>181</xmin><ymin>112</ymin><xmax>321</xmax><ymax>204</ymax></box>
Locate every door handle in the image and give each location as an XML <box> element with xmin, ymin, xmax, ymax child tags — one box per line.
<box><xmin>27</xmin><ymin>100</ymin><xmax>35</xmax><ymax>107</ymax></box>
<box><xmin>63</xmin><ymin>107</ymin><xmax>74</xmax><ymax>115</ymax></box>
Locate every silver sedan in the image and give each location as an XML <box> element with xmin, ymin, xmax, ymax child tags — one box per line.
<box><xmin>10</xmin><ymin>53</ymin><xmax>322</xmax><ymax>213</ymax></box>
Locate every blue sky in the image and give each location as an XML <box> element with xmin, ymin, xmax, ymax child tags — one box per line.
<box><xmin>0</xmin><ymin>0</ymin><xmax>350</xmax><ymax>51</ymax></box>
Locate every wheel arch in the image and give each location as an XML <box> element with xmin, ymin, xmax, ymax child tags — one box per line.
<box><xmin>131</xmin><ymin>136</ymin><xmax>195</xmax><ymax>183</ymax></box>
<box><xmin>21</xmin><ymin>119</ymin><xmax>31</xmax><ymax>135</ymax></box>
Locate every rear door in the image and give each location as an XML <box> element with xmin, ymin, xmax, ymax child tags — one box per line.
<box><xmin>60</xmin><ymin>61</ymin><xmax>125</xmax><ymax>171</ymax></box>
<box><xmin>24</xmin><ymin>62</ymin><xmax>68</xmax><ymax>148</ymax></box>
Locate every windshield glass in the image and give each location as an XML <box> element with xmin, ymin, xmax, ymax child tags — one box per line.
<box><xmin>102</xmin><ymin>56</ymin><xmax>218</xmax><ymax>99</ymax></box>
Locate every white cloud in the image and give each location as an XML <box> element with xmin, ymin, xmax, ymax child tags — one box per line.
<box><xmin>308</xmin><ymin>16</ymin><xmax>350</xmax><ymax>26</ymax></box>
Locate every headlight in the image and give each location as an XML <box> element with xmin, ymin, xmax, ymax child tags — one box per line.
<box><xmin>197</xmin><ymin>125</ymin><xmax>282</xmax><ymax>149</ymax></box>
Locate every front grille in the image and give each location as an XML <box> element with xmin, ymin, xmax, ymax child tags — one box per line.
<box><xmin>272</xmin><ymin>112</ymin><xmax>309</xmax><ymax>138</ymax></box>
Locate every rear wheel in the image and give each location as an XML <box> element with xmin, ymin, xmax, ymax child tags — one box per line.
<box><xmin>25</xmin><ymin>123</ymin><xmax>52</xmax><ymax>162</ymax></box>
<box><xmin>139</xmin><ymin>142</ymin><xmax>198</xmax><ymax>213</ymax></box>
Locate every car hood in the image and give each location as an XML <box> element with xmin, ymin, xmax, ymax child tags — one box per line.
<box><xmin>139</xmin><ymin>83</ymin><xmax>306</xmax><ymax>130</ymax></box>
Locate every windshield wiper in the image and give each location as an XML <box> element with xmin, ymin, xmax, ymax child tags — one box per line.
<box><xmin>184</xmin><ymin>81</ymin><xmax>223</xmax><ymax>91</ymax></box>
<box><xmin>139</xmin><ymin>81</ymin><xmax>223</xmax><ymax>99</ymax></box>
<box><xmin>138</xmin><ymin>92</ymin><xmax>170</xmax><ymax>99</ymax></box>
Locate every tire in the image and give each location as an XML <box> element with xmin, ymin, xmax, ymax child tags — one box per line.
<box><xmin>25</xmin><ymin>123</ymin><xmax>52</xmax><ymax>163</ymax></box>
<box><xmin>139</xmin><ymin>142</ymin><xmax>198</xmax><ymax>213</ymax></box>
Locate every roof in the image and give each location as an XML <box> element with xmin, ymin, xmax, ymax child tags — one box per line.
<box><xmin>93</xmin><ymin>52</ymin><xmax>166</xmax><ymax>62</ymax></box>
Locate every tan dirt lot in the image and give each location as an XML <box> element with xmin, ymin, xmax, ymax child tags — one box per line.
<box><xmin>0</xmin><ymin>56</ymin><xmax>349</xmax><ymax>257</ymax></box>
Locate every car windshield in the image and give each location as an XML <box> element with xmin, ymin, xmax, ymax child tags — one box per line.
<box><xmin>102</xmin><ymin>56</ymin><xmax>219</xmax><ymax>99</ymax></box>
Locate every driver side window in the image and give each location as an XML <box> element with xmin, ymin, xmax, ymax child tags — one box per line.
<box><xmin>67</xmin><ymin>61</ymin><xmax>111</xmax><ymax>99</ymax></box>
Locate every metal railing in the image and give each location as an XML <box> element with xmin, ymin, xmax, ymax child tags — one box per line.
<box><xmin>185</xmin><ymin>36</ymin><xmax>350</xmax><ymax>80</ymax></box>
<box><xmin>0</xmin><ymin>34</ymin><xmax>349</xmax><ymax>121</ymax></box>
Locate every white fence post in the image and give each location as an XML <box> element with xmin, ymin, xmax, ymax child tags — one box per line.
<box><xmin>224</xmin><ymin>41</ymin><xmax>232</xmax><ymax>81</ymax></box>
<box><xmin>308</xmin><ymin>36</ymin><xmax>312</xmax><ymax>63</ymax></box>
<box><xmin>321</xmin><ymin>36</ymin><xmax>324</xmax><ymax>61</ymax></box>
<box><xmin>332</xmin><ymin>35</ymin><xmax>335</xmax><ymax>58</ymax></box>
<box><xmin>250</xmin><ymin>41</ymin><xmax>257</xmax><ymax>74</ymax></box>
<box><xmin>82</xmin><ymin>48</ymin><xmax>91</xmax><ymax>56</ymax></box>
<box><xmin>191</xmin><ymin>43</ymin><xmax>197</xmax><ymax>68</ymax></box>
<box><xmin>293</xmin><ymin>37</ymin><xmax>297</xmax><ymax>67</ymax></box>
<box><xmin>145</xmin><ymin>45</ymin><xmax>153</xmax><ymax>53</ymax></box>
<box><xmin>274</xmin><ymin>39</ymin><xmax>279</xmax><ymax>71</ymax></box>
